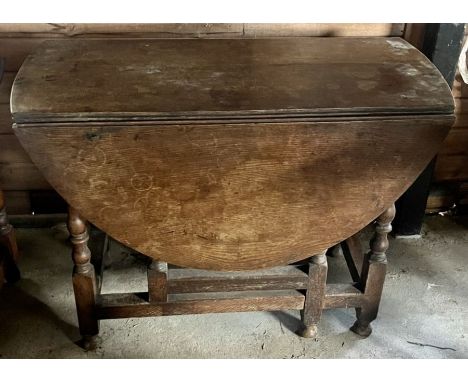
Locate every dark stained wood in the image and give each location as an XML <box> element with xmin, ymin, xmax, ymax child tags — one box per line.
<box><xmin>452</xmin><ymin>73</ymin><xmax>468</xmax><ymax>99</ymax></box>
<box><xmin>0</xmin><ymin>63</ymin><xmax>20</xmax><ymax>278</ymax></box>
<box><xmin>0</xmin><ymin>23</ymin><xmax>404</xmax><ymax>38</ymax></box>
<box><xmin>453</xmin><ymin>114</ymin><xmax>468</xmax><ymax>129</ymax></box>
<box><xmin>0</xmin><ymin>194</ymin><xmax>19</xmax><ymax>260</ymax></box>
<box><xmin>29</xmin><ymin>190</ymin><xmax>67</xmax><ymax>214</ymax></box>
<box><xmin>0</xmin><ymin>24</ymin><xmax>406</xmax><ymax>70</ymax></box>
<box><xmin>425</xmin><ymin>184</ymin><xmax>457</xmax><ymax>213</ymax></box>
<box><xmin>300</xmin><ymin>252</ymin><xmax>328</xmax><ymax>338</ymax></box>
<box><xmin>403</xmin><ymin>23</ymin><xmax>426</xmax><ymax>49</ymax></box>
<box><xmin>393</xmin><ymin>158</ymin><xmax>436</xmax><ymax>236</ymax></box>
<box><xmin>0</xmin><ymin>134</ymin><xmax>33</xmax><ymax>163</ymax></box>
<box><xmin>459</xmin><ymin>182</ymin><xmax>468</xmax><ymax>208</ymax></box>
<box><xmin>2</xmin><ymin>26</ymin><xmax>464</xmax><ymax>218</ymax></box>
<box><xmin>10</xmin><ymin>37</ymin><xmax>456</xmax><ymax>342</ymax></box>
<box><xmin>10</xmin><ymin>213</ymin><xmax>66</xmax><ymax>227</ymax></box>
<box><xmin>439</xmin><ymin>128</ymin><xmax>468</xmax><ymax>155</ymax></box>
<box><xmin>68</xmin><ymin>206</ymin><xmax>99</xmax><ymax>348</ymax></box>
<box><xmin>243</xmin><ymin>24</ymin><xmax>404</xmax><ymax>37</ymax></box>
<box><xmin>0</xmin><ymin>162</ymin><xmax>50</xmax><ymax>191</ymax></box>
<box><xmin>0</xmin><ymin>104</ymin><xmax>14</xmax><ymax>134</ymax></box>
<box><xmin>11</xmin><ymin>38</ymin><xmax>454</xmax><ymax>123</ymax></box>
<box><xmin>0</xmin><ymin>24</ymin><xmax>244</xmax><ymax>38</ymax></box>
<box><xmin>0</xmin><ymin>188</ymin><xmax>20</xmax><ymax>285</ymax></box>
<box><xmin>1</xmin><ymin>191</ymin><xmax>31</xmax><ymax>215</ymax></box>
<box><xmin>0</xmin><ymin>38</ymin><xmax>45</xmax><ymax>72</ymax></box>
<box><xmin>0</xmin><ymin>24</ymin><xmax>419</xmax><ymax>218</ymax></box>
<box><xmin>351</xmin><ymin>204</ymin><xmax>396</xmax><ymax>337</ymax></box>
<box><xmin>422</xmin><ymin>24</ymin><xmax>466</xmax><ymax>87</ymax></box>
<box><xmin>323</xmin><ymin>283</ymin><xmax>364</xmax><ymax>309</ymax></box>
<box><xmin>0</xmin><ymin>72</ymin><xmax>14</xmax><ymax>105</ymax></box>
<box><xmin>14</xmin><ymin>117</ymin><xmax>452</xmax><ymax>270</ymax></box>
<box><xmin>0</xmin><ymin>251</ymin><xmax>4</xmax><ymax>289</ymax></box>
<box><xmin>394</xmin><ymin>24</ymin><xmax>465</xmax><ymax>236</ymax></box>
<box><xmin>341</xmin><ymin>234</ymin><xmax>364</xmax><ymax>283</ymax></box>
<box><xmin>168</xmin><ymin>265</ymin><xmax>308</xmax><ymax>293</ymax></box>
<box><xmin>147</xmin><ymin>260</ymin><xmax>168</xmax><ymax>302</ymax></box>
<box><xmin>434</xmin><ymin>155</ymin><xmax>468</xmax><ymax>182</ymax></box>
<box><xmin>96</xmin><ymin>290</ymin><xmax>305</xmax><ymax>320</ymax></box>
<box><xmin>87</xmin><ymin>226</ymin><xmax>108</xmax><ymax>293</ymax></box>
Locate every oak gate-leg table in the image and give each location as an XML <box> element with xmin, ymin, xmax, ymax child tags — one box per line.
<box><xmin>10</xmin><ymin>37</ymin><xmax>454</xmax><ymax>349</ymax></box>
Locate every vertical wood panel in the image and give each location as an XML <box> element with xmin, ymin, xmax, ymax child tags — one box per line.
<box><xmin>0</xmin><ymin>105</ymin><xmax>14</xmax><ymax>134</ymax></box>
<box><xmin>244</xmin><ymin>23</ymin><xmax>404</xmax><ymax>37</ymax></box>
<box><xmin>431</xmin><ymin>25</ymin><xmax>468</xmax><ymax>212</ymax></box>
<box><xmin>0</xmin><ymin>134</ymin><xmax>32</xmax><ymax>163</ymax></box>
<box><xmin>2</xmin><ymin>191</ymin><xmax>31</xmax><ymax>215</ymax></box>
<box><xmin>0</xmin><ymin>72</ymin><xmax>15</xmax><ymax>105</ymax></box>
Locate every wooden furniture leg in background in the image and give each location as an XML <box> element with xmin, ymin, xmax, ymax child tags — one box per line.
<box><xmin>68</xmin><ymin>206</ymin><xmax>99</xmax><ymax>349</ymax></box>
<box><xmin>147</xmin><ymin>260</ymin><xmax>168</xmax><ymax>303</ymax></box>
<box><xmin>300</xmin><ymin>250</ymin><xmax>328</xmax><ymax>338</ymax></box>
<box><xmin>0</xmin><ymin>188</ymin><xmax>20</xmax><ymax>286</ymax></box>
<box><xmin>351</xmin><ymin>204</ymin><xmax>396</xmax><ymax>337</ymax></box>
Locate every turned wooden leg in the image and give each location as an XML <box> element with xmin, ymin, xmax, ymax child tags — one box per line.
<box><xmin>351</xmin><ymin>204</ymin><xmax>396</xmax><ymax>337</ymax></box>
<box><xmin>0</xmin><ymin>189</ymin><xmax>20</xmax><ymax>285</ymax></box>
<box><xmin>68</xmin><ymin>206</ymin><xmax>99</xmax><ymax>350</ymax></box>
<box><xmin>147</xmin><ymin>259</ymin><xmax>168</xmax><ymax>302</ymax></box>
<box><xmin>299</xmin><ymin>250</ymin><xmax>328</xmax><ymax>338</ymax></box>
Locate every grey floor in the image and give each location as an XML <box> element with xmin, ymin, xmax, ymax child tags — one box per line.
<box><xmin>0</xmin><ymin>215</ymin><xmax>467</xmax><ymax>358</ymax></box>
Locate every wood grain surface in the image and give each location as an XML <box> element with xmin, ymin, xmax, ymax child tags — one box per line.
<box><xmin>14</xmin><ymin>117</ymin><xmax>452</xmax><ymax>270</ymax></box>
<box><xmin>11</xmin><ymin>38</ymin><xmax>453</xmax><ymax>123</ymax></box>
<box><xmin>12</xmin><ymin>37</ymin><xmax>454</xmax><ymax>270</ymax></box>
<box><xmin>96</xmin><ymin>290</ymin><xmax>306</xmax><ymax>319</ymax></box>
<box><xmin>0</xmin><ymin>24</ymin><xmax>404</xmax><ymax>72</ymax></box>
<box><xmin>0</xmin><ymin>23</ymin><xmax>403</xmax><ymax>38</ymax></box>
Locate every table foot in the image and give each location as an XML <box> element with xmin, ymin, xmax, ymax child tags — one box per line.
<box><xmin>78</xmin><ymin>335</ymin><xmax>101</xmax><ymax>351</ymax></box>
<box><xmin>298</xmin><ymin>324</ymin><xmax>318</xmax><ymax>338</ymax></box>
<box><xmin>350</xmin><ymin>320</ymin><xmax>372</xmax><ymax>337</ymax></box>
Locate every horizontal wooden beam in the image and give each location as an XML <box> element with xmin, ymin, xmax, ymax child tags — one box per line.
<box><xmin>0</xmin><ymin>23</ymin><xmax>243</xmax><ymax>38</ymax></box>
<box><xmin>0</xmin><ymin>24</ymin><xmax>405</xmax><ymax>71</ymax></box>
<box><xmin>95</xmin><ymin>282</ymin><xmax>366</xmax><ymax>320</ymax></box>
<box><xmin>96</xmin><ymin>290</ymin><xmax>305</xmax><ymax>320</ymax></box>
<box><xmin>0</xmin><ymin>23</ymin><xmax>403</xmax><ymax>38</ymax></box>
<box><xmin>167</xmin><ymin>265</ymin><xmax>309</xmax><ymax>294</ymax></box>
<box><xmin>243</xmin><ymin>23</ymin><xmax>404</xmax><ymax>37</ymax></box>
<box><xmin>323</xmin><ymin>283</ymin><xmax>364</xmax><ymax>309</ymax></box>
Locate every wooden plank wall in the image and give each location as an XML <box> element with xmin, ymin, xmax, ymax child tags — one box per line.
<box><xmin>1</xmin><ymin>23</ymin><xmax>405</xmax><ymax>214</ymax></box>
<box><xmin>428</xmin><ymin>25</ymin><xmax>468</xmax><ymax>212</ymax></box>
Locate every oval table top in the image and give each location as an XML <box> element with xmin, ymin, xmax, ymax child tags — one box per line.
<box><xmin>11</xmin><ymin>38</ymin><xmax>455</xmax><ymax>270</ymax></box>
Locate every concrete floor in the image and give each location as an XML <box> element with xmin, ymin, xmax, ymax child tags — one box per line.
<box><xmin>0</xmin><ymin>215</ymin><xmax>467</xmax><ymax>358</ymax></box>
